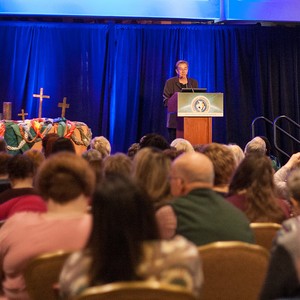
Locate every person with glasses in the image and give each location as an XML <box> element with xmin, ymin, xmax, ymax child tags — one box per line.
<box><xmin>163</xmin><ymin>60</ymin><xmax>198</xmax><ymax>142</ymax></box>
<box><xmin>156</xmin><ymin>152</ymin><xmax>254</xmax><ymax>246</ymax></box>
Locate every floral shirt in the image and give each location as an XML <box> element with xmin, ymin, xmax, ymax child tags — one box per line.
<box><xmin>59</xmin><ymin>235</ymin><xmax>202</xmax><ymax>299</ymax></box>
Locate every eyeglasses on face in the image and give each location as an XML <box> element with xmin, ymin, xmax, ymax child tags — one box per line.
<box><xmin>177</xmin><ymin>67</ymin><xmax>188</xmax><ymax>71</ymax></box>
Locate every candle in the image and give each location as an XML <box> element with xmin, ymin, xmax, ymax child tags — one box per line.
<box><xmin>3</xmin><ymin>102</ymin><xmax>12</xmax><ymax>120</ymax></box>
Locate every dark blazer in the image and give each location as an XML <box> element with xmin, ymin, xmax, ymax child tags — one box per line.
<box><xmin>163</xmin><ymin>77</ymin><xmax>198</xmax><ymax>128</ymax></box>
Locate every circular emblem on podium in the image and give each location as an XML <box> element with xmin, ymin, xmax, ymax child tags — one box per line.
<box><xmin>191</xmin><ymin>96</ymin><xmax>210</xmax><ymax>113</ymax></box>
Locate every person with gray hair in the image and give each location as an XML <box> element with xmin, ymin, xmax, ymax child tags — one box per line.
<box><xmin>156</xmin><ymin>152</ymin><xmax>254</xmax><ymax>246</ymax></box>
<box><xmin>89</xmin><ymin>136</ymin><xmax>111</xmax><ymax>159</ymax></box>
<box><xmin>260</xmin><ymin>167</ymin><xmax>300</xmax><ymax>299</ymax></box>
<box><xmin>244</xmin><ymin>136</ymin><xmax>267</xmax><ymax>156</ymax></box>
<box><xmin>170</xmin><ymin>138</ymin><xmax>195</xmax><ymax>153</ymax></box>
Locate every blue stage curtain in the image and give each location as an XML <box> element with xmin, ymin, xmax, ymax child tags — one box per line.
<box><xmin>0</xmin><ymin>21</ymin><xmax>300</xmax><ymax>157</ymax></box>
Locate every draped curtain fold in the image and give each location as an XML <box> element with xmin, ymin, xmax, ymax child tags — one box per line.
<box><xmin>0</xmin><ymin>21</ymin><xmax>300</xmax><ymax>158</ymax></box>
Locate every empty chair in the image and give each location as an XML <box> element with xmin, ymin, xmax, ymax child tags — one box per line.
<box><xmin>198</xmin><ymin>241</ymin><xmax>270</xmax><ymax>300</ymax></box>
<box><xmin>24</xmin><ymin>250</ymin><xmax>72</xmax><ymax>300</ymax></box>
<box><xmin>250</xmin><ymin>222</ymin><xmax>281</xmax><ymax>251</ymax></box>
<box><xmin>73</xmin><ymin>281</ymin><xmax>197</xmax><ymax>300</ymax></box>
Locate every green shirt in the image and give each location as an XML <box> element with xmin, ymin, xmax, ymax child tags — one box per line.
<box><xmin>170</xmin><ymin>188</ymin><xmax>254</xmax><ymax>246</ymax></box>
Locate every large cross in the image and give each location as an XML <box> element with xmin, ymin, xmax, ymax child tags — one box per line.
<box><xmin>58</xmin><ymin>97</ymin><xmax>70</xmax><ymax>118</ymax></box>
<box><xmin>18</xmin><ymin>109</ymin><xmax>28</xmax><ymax>121</ymax></box>
<box><xmin>33</xmin><ymin>88</ymin><xmax>50</xmax><ymax>119</ymax></box>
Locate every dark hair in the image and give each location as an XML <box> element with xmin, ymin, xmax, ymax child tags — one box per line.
<box><xmin>42</xmin><ymin>133</ymin><xmax>59</xmax><ymax>153</ymax></box>
<box><xmin>7</xmin><ymin>154</ymin><xmax>34</xmax><ymax>180</ymax></box>
<box><xmin>229</xmin><ymin>153</ymin><xmax>285</xmax><ymax>223</ymax></box>
<box><xmin>87</xmin><ymin>174</ymin><xmax>159</xmax><ymax>285</ymax></box>
<box><xmin>0</xmin><ymin>137</ymin><xmax>7</xmax><ymax>152</ymax></box>
<box><xmin>44</xmin><ymin>136</ymin><xmax>59</xmax><ymax>158</ymax></box>
<box><xmin>0</xmin><ymin>152</ymin><xmax>12</xmax><ymax>175</ymax></box>
<box><xmin>139</xmin><ymin>133</ymin><xmax>170</xmax><ymax>151</ymax></box>
<box><xmin>51</xmin><ymin>137</ymin><xmax>75</xmax><ymax>155</ymax></box>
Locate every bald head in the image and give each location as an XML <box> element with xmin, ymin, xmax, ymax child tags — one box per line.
<box><xmin>172</xmin><ymin>152</ymin><xmax>214</xmax><ymax>186</ymax></box>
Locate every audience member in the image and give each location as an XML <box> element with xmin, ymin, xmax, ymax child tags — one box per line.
<box><xmin>193</xmin><ymin>144</ymin><xmax>206</xmax><ymax>152</ymax></box>
<box><xmin>59</xmin><ymin>175</ymin><xmax>203</xmax><ymax>299</ymax></box>
<box><xmin>0</xmin><ymin>152</ymin><xmax>95</xmax><ymax>299</ymax></box>
<box><xmin>127</xmin><ymin>142</ymin><xmax>140</xmax><ymax>159</ymax></box>
<box><xmin>199</xmin><ymin>143</ymin><xmax>236</xmax><ymax>196</ymax></box>
<box><xmin>82</xmin><ymin>149</ymin><xmax>102</xmax><ymax>162</ymax></box>
<box><xmin>0</xmin><ymin>154</ymin><xmax>38</xmax><ymax>205</ymax></box>
<box><xmin>244</xmin><ymin>136</ymin><xmax>266</xmax><ymax>156</ymax></box>
<box><xmin>227</xmin><ymin>143</ymin><xmax>245</xmax><ymax>166</ymax></box>
<box><xmin>103</xmin><ymin>153</ymin><xmax>132</xmax><ymax>178</ymax></box>
<box><xmin>0</xmin><ymin>137</ymin><xmax>7</xmax><ymax>152</ymax></box>
<box><xmin>156</xmin><ymin>152</ymin><xmax>254</xmax><ymax>246</ymax></box>
<box><xmin>170</xmin><ymin>138</ymin><xmax>195</xmax><ymax>153</ymax></box>
<box><xmin>132</xmin><ymin>147</ymin><xmax>172</xmax><ymax>209</ymax></box>
<box><xmin>274</xmin><ymin>152</ymin><xmax>300</xmax><ymax>199</ymax></box>
<box><xmin>23</xmin><ymin>149</ymin><xmax>45</xmax><ymax>175</ymax></box>
<box><xmin>0</xmin><ymin>194</ymin><xmax>47</xmax><ymax>221</ymax></box>
<box><xmin>227</xmin><ymin>153</ymin><xmax>290</xmax><ymax>223</ymax></box>
<box><xmin>260</xmin><ymin>168</ymin><xmax>300</xmax><ymax>299</ymax></box>
<box><xmin>259</xmin><ymin>136</ymin><xmax>281</xmax><ymax>171</ymax></box>
<box><xmin>89</xmin><ymin>136</ymin><xmax>111</xmax><ymax>159</ymax></box>
<box><xmin>51</xmin><ymin>137</ymin><xmax>76</xmax><ymax>155</ymax></box>
<box><xmin>88</xmin><ymin>159</ymin><xmax>103</xmax><ymax>185</ymax></box>
<box><xmin>0</xmin><ymin>152</ymin><xmax>12</xmax><ymax>194</ymax></box>
<box><xmin>41</xmin><ymin>133</ymin><xmax>59</xmax><ymax>157</ymax></box>
<box><xmin>139</xmin><ymin>133</ymin><xmax>170</xmax><ymax>151</ymax></box>
<box><xmin>163</xmin><ymin>147</ymin><xmax>184</xmax><ymax>161</ymax></box>
<box><xmin>44</xmin><ymin>135</ymin><xmax>59</xmax><ymax>158</ymax></box>
<box><xmin>82</xmin><ymin>149</ymin><xmax>104</xmax><ymax>184</ymax></box>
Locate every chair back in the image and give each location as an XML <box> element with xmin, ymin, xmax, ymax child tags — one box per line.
<box><xmin>74</xmin><ymin>281</ymin><xmax>197</xmax><ymax>300</ymax></box>
<box><xmin>198</xmin><ymin>241</ymin><xmax>269</xmax><ymax>300</ymax></box>
<box><xmin>250</xmin><ymin>222</ymin><xmax>281</xmax><ymax>251</ymax></box>
<box><xmin>23</xmin><ymin>250</ymin><xmax>72</xmax><ymax>300</ymax></box>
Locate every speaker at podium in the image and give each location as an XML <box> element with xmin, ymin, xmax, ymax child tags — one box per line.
<box><xmin>168</xmin><ymin>91</ymin><xmax>223</xmax><ymax>145</ymax></box>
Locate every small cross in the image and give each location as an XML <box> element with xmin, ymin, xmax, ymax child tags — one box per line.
<box><xmin>58</xmin><ymin>97</ymin><xmax>70</xmax><ymax>118</ymax></box>
<box><xmin>18</xmin><ymin>109</ymin><xmax>28</xmax><ymax>121</ymax></box>
<box><xmin>33</xmin><ymin>88</ymin><xmax>50</xmax><ymax>119</ymax></box>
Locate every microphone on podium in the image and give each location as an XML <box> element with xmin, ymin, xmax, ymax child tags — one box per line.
<box><xmin>187</xmin><ymin>78</ymin><xmax>195</xmax><ymax>93</ymax></box>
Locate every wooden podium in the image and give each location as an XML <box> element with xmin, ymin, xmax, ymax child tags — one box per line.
<box><xmin>168</xmin><ymin>92</ymin><xmax>223</xmax><ymax>145</ymax></box>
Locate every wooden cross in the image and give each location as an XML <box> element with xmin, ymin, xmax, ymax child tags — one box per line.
<box><xmin>33</xmin><ymin>88</ymin><xmax>50</xmax><ymax>118</ymax></box>
<box><xmin>58</xmin><ymin>97</ymin><xmax>70</xmax><ymax>118</ymax></box>
<box><xmin>18</xmin><ymin>109</ymin><xmax>28</xmax><ymax>121</ymax></box>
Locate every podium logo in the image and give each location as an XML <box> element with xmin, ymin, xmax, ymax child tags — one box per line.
<box><xmin>191</xmin><ymin>96</ymin><xmax>210</xmax><ymax>113</ymax></box>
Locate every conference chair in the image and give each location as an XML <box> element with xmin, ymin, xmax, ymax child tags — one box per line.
<box><xmin>198</xmin><ymin>241</ymin><xmax>270</xmax><ymax>300</ymax></box>
<box><xmin>23</xmin><ymin>250</ymin><xmax>72</xmax><ymax>300</ymax></box>
<box><xmin>73</xmin><ymin>281</ymin><xmax>197</xmax><ymax>300</ymax></box>
<box><xmin>250</xmin><ymin>222</ymin><xmax>281</xmax><ymax>251</ymax></box>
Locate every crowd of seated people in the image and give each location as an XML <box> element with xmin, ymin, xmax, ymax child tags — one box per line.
<box><xmin>1</xmin><ymin>133</ymin><xmax>300</xmax><ymax>299</ymax></box>
<box><xmin>0</xmin><ymin>152</ymin><xmax>95</xmax><ymax>299</ymax></box>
